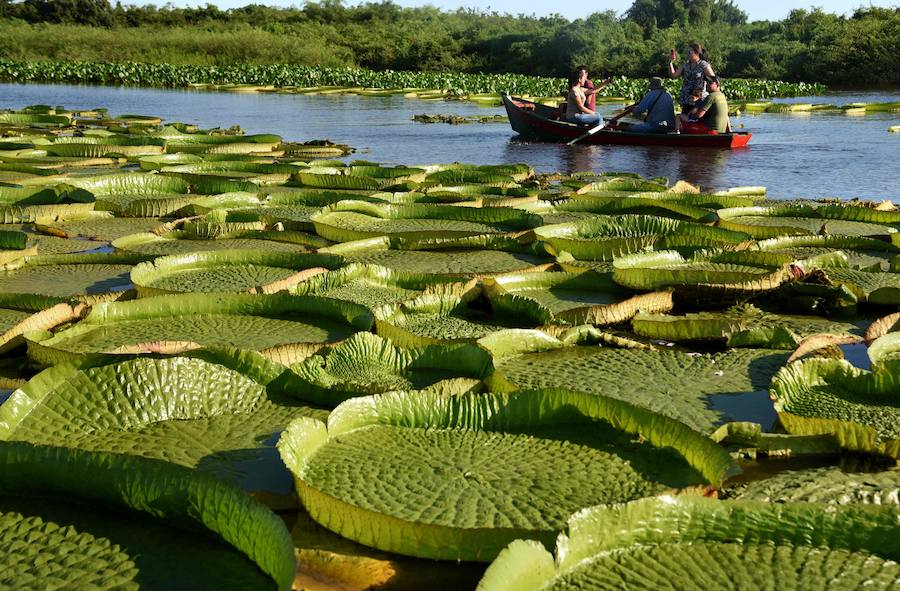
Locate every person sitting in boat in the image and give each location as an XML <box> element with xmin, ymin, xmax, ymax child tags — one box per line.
<box><xmin>566</xmin><ymin>68</ymin><xmax>602</xmax><ymax>126</ymax></box>
<box><xmin>668</xmin><ymin>42</ymin><xmax>715</xmax><ymax>113</ymax></box>
<box><xmin>626</xmin><ymin>77</ymin><xmax>676</xmax><ymax>133</ymax></box>
<box><xmin>576</xmin><ymin>65</ymin><xmax>612</xmax><ymax>112</ymax></box>
<box><xmin>678</xmin><ymin>76</ymin><xmax>730</xmax><ymax>134</ymax></box>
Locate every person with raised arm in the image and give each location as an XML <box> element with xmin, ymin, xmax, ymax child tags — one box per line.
<box><xmin>668</xmin><ymin>42</ymin><xmax>715</xmax><ymax>114</ymax></box>
<box><xmin>565</xmin><ymin>68</ymin><xmax>602</xmax><ymax>126</ymax></box>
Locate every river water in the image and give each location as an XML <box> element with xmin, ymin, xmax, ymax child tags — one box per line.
<box><xmin>1</xmin><ymin>83</ymin><xmax>898</xmax><ymax>200</ymax></box>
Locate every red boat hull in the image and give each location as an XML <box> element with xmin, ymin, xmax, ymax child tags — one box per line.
<box><xmin>502</xmin><ymin>94</ymin><xmax>751</xmax><ymax>149</ymax></box>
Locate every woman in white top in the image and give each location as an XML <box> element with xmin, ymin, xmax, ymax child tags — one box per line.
<box><xmin>566</xmin><ymin>68</ymin><xmax>602</xmax><ymax>126</ymax></box>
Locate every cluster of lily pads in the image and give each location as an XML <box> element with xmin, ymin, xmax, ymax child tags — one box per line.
<box><xmin>0</xmin><ymin>60</ymin><xmax>827</xmax><ymax>104</ymax></box>
<box><xmin>1</xmin><ymin>104</ymin><xmax>899</xmax><ymax>590</ymax></box>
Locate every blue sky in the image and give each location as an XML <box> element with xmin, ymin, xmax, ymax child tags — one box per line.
<box><xmin>160</xmin><ymin>0</ymin><xmax>897</xmax><ymax>21</ymax></box>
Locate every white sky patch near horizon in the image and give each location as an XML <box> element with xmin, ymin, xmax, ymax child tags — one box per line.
<box><xmin>144</xmin><ymin>0</ymin><xmax>897</xmax><ymax>22</ymax></box>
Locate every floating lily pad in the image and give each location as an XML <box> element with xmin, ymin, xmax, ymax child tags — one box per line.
<box><xmin>0</xmin><ymin>293</ymin><xmax>81</xmax><ymax>354</ymax></box>
<box><xmin>477</xmin><ymin>496</ymin><xmax>900</xmax><ymax>591</ymax></box>
<box><xmin>321</xmin><ymin>235</ymin><xmax>551</xmax><ymax>276</ymax></box>
<box><xmin>34</xmin><ymin>213</ymin><xmax>166</xmax><ymax>241</ymax></box>
<box><xmin>376</xmin><ymin>292</ymin><xmax>552</xmax><ymax>346</ymax></box>
<box><xmin>291</xmin><ymin>332</ymin><xmax>497</xmax><ymax>405</ymax></box>
<box><xmin>756</xmin><ymin>234</ymin><xmax>899</xmax><ymax>272</ymax></box>
<box><xmin>113</xmin><ymin>229</ymin><xmax>327</xmax><ymax>256</ymax></box>
<box><xmin>492</xmin><ymin>343</ymin><xmax>788</xmax><ymax>434</ymax></box>
<box><xmin>819</xmin><ymin>266</ymin><xmax>900</xmax><ymax>304</ymax></box>
<box><xmin>27</xmin><ymin>293</ymin><xmax>373</xmax><ymax>364</ymax></box>
<box><xmin>718</xmin><ymin>204</ymin><xmax>900</xmax><ymax>238</ymax></box>
<box><xmin>0</xmin><ymin>253</ymin><xmax>147</xmax><ymax>298</ymax></box>
<box><xmin>131</xmin><ymin>250</ymin><xmax>344</xmax><ymax>295</ymax></box>
<box><xmin>730</xmin><ymin>466</ymin><xmax>900</xmax><ymax>504</ymax></box>
<box><xmin>485</xmin><ymin>269</ymin><xmax>673</xmax><ymax>325</ymax></box>
<box><xmin>0</xmin><ymin>349</ymin><xmax>327</xmax><ymax>493</ymax></box>
<box><xmin>296</xmin><ymin>263</ymin><xmax>472</xmax><ymax>313</ymax></box>
<box><xmin>311</xmin><ymin>201</ymin><xmax>541</xmax><ymax>242</ymax></box>
<box><xmin>277</xmin><ymin>388</ymin><xmax>736</xmax><ymax>561</ymax></box>
<box><xmin>632</xmin><ymin>304</ymin><xmax>868</xmax><ymax>348</ymax></box>
<box><xmin>0</xmin><ymin>442</ymin><xmax>295</xmax><ymax>591</ymax></box>
<box><xmin>770</xmin><ymin>336</ymin><xmax>900</xmax><ymax>458</ymax></box>
<box><xmin>534</xmin><ymin>215</ymin><xmax>747</xmax><ymax>260</ymax></box>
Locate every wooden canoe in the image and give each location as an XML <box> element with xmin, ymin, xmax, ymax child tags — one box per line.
<box><xmin>502</xmin><ymin>94</ymin><xmax>752</xmax><ymax>149</ymax></box>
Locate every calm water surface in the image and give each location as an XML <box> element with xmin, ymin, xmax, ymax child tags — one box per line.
<box><xmin>2</xmin><ymin>83</ymin><xmax>898</xmax><ymax>200</ymax></box>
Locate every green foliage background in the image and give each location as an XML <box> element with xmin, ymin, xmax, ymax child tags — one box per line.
<box><xmin>0</xmin><ymin>0</ymin><xmax>897</xmax><ymax>87</ymax></box>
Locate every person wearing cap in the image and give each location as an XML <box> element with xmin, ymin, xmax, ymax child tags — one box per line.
<box><xmin>678</xmin><ymin>75</ymin><xmax>729</xmax><ymax>133</ymax></box>
<box><xmin>625</xmin><ymin>77</ymin><xmax>676</xmax><ymax>134</ymax></box>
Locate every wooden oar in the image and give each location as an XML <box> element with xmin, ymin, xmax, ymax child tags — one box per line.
<box><xmin>566</xmin><ymin>107</ymin><xmax>633</xmax><ymax>146</ymax></box>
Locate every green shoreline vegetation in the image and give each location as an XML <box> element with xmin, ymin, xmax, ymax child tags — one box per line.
<box><xmin>0</xmin><ymin>1</ymin><xmax>897</xmax><ymax>90</ymax></box>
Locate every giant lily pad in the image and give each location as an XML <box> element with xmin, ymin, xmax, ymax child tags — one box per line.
<box><xmin>477</xmin><ymin>496</ymin><xmax>900</xmax><ymax>591</ymax></box>
<box><xmin>34</xmin><ymin>212</ymin><xmax>166</xmax><ymax>241</ymax></box>
<box><xmin>534</xmin><ymin>215</ymin><xmax>747</xmax><ymax>260</ymax></box>
<box><xmin>485</xmin><ymin>269</ymin><xmax>673</xmax><ymax>325</ymax></box>
<box><xmin>818</xmin><ymin>266</ymin><xmax>900</xmax><ymax>304</ymax></box>
<box><xmin>376</xmin><ymin>292</ymin><xmax>552</xmax><ymax>346</ymax></box>
<box><xmin>770</xmin><ymin>334</ymin><xmax>900</xmax><ymax>458</ymax></box>
<box><xmin>113</xmin><ymin>229</ymin><xmax>328</xmax><ymax>256</ymax></box>
<box><xmin>0</xmin><ymin>253</ymin><xmax>148</xmax><ymax>298</ymax></box>
<box><xmin>130</xmin><ymin>250</ymin><xmax>344</xmax><ymax>296</ymax></box>
<box><xmin>0</xmin><ymin>349</ymin><xmax>327</xmax><ymax>492</ymax></box>
<box><xmin>756</xmin><ymin>234</ymin><xmax>899</xmax><ymax>271</ymax></box>
<box><xmin>717</xmin><ymin>204</ymin><xmax>900</xmax><ymax>238</ymax></box>
<box><xmin>612</xmin><ymin>250</ymin><xmax>794</xmax><ymax>296</ymax></box>
<box><xmin>311</xmin><ymin>201</ymin><xmax>541</xmax><ymax>242</ymax></box>
<box><xmin>0</xmin><ymin>293</ymin><xmax>81</xmax><ymax>354</ymax></box>
<box><xmin>0</xmin><ymin>442</ymin><xmax>296</xmax><ymax>591</ymax></box>
<box><xmin>291</xmin><ymin>332</ymin><xmax>498</xmax><ymax>405</ymax></box>
<box><xmin>632</xmin><ymin>304</ymin><xmax>868</xmax><ymax>348</ymax></box>
<box><xmin>491</xmin><ymin>340</ymin><xmax>788</xmax><ymax>434</ymax></box>
<box><xmin>26</xmin><ymin>292</ymin><xmax>373</xmax><ymax>365</ymax></box>
<box><xmin>730</xmin><ymin>466</ymin><xmax>900</xmax><ymax>504</ymax></box>
<box><xmin>277</xmin><ymin>388</ymin><xmax>736</xmax><ymax>561</ymax></box>
<box><xmin>295</xmin><ymin>263</ymin><xmax>473</xmax><ymax>314</ymax></box>
<box><xmin>321</xmin><ymin>235</ymin><xmax>551</xmax><ymax>276</ymax></box>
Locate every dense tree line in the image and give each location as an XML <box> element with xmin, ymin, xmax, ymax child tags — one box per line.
<box><xmin>0</xmin><ymin>0</ymin><xmax>897</xmax><ymax>86</ymax></box>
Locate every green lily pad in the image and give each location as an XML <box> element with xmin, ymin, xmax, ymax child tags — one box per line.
<box><xmin>376</xmin><ymin>292</ymin><xmax>551</xmax><ymax>346</ymax></box>
<box><xmin>291</xmin><ymin>332</ymin><xmax>497</xmax><ymax>405</ymax></box>
<box><xmin>0</xmin><ymin>349</ymin><xmax>327</xmax><ymax>493</ymax></box>
<box><xmin>534</xmin><ymin>215</ymin><xmax>747</xmax><ymax>261</ymax></box>
<box><xmin>485</xmin><ymin>269</ymin><xmax>673</xmax><ymax>325</ymax></box>
<box><xmin>477</xmin><ymin>496</ymin><xmax>900</xmax><ymax>591</ymax></box>
<box><xmin>113</xmin><ymin>230</ymin><xmax>327</xmax><ymax>256</ymax></box>
<box><xmin>278</xmin><ymin>388</ymin><xmax>736</xmax><ymax>561</ymax></box>
<box><xmin>295</xmin><ymin>263</ymin><xmax>472</xmax><ymax>314</ymax></box>
<box><xmin>632</xmin><ymin>304</ymin><xmax>868</xmax><ymax>348</ymax></box>
<box><xmin>27</xmin><ymin>293</ymin><xmax>373</xmax><ymax>364</ymax></box>
<box><xmin>311</xmin><ymin>201</ymin><xmax>541</xmax><ymax>242</ymax></box>
<box><xmin>730</xmin><ymin>466</ymin><xmax>900</xmax><ymax>504</ymax></box>
<box><xmin>492</xmin><ymin>344</ymin><xmax>788</xmax><ymax>434</ymax></box>
<box><xmin>131</xmin><ymin>250</ymin><xmax>344</xmax><ymax>295</ymax></box>
<box><xmin>0</xmin><ymin>253</ymin><xmax>147</xmax><ymax>297</ymax></box>
<box><xmin>0</xmin><ymin>442</ymin><xmax>295</xmax><ymax>591</ymax></box>
<box><xmin>770</xmin><ymin>337</ymin><xmax>900</xmax><ymax>458</ymax></box>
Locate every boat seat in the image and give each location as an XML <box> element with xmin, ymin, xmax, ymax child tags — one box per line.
<box><xmin>511</xmin><ymin>100</ymin><xmax>535</xmax><ymax>111</ymax></box>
